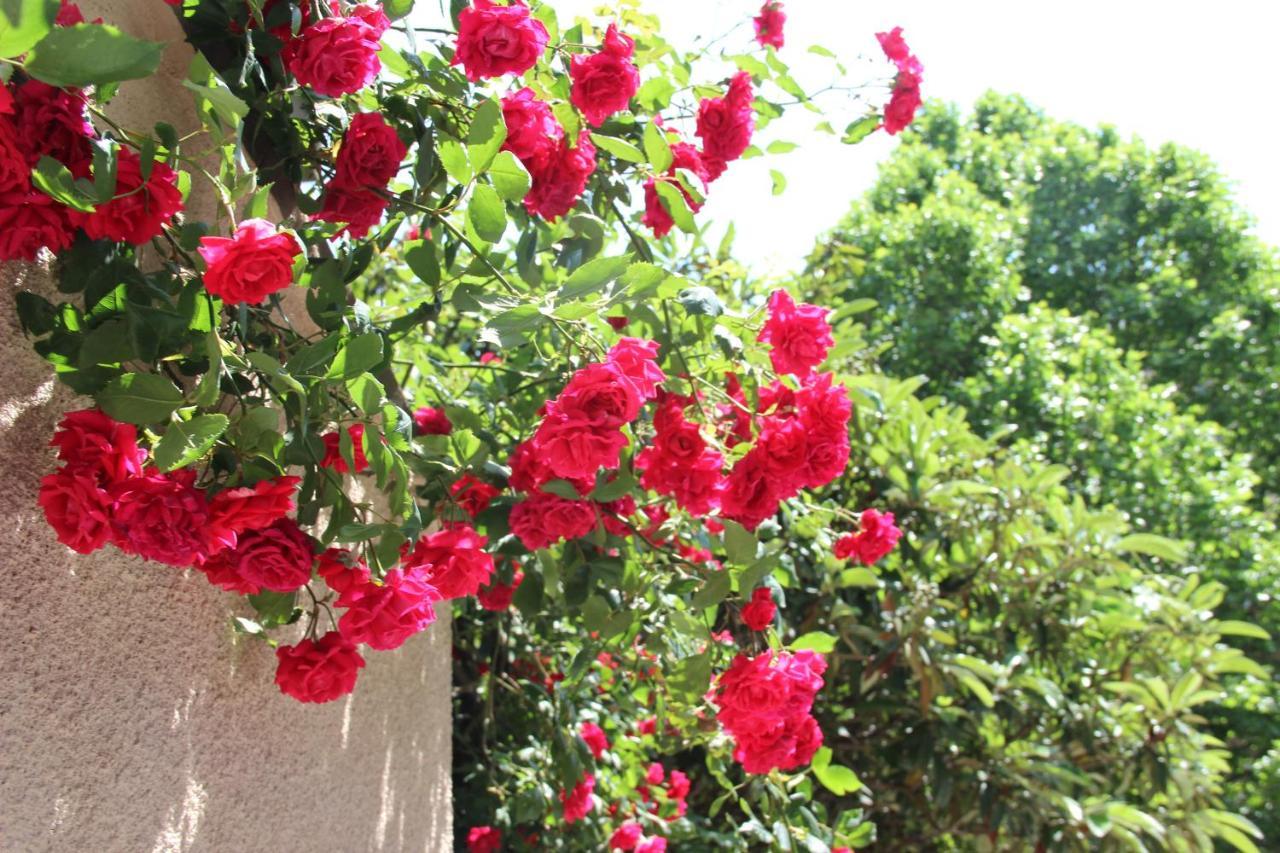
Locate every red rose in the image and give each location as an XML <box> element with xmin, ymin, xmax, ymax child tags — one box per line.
<box><xmin>606</xmin><ymin>337</ymin><xmax>665</xmax><ymax>400</ymax></box>
<box><xmin>205</xmin><ymin>476</ymin><xmax>300</xmax><ymax>553</ymax></box>
<box><xmin>560</xmin><ymin>773</ymin><xmax>596</xmax><ymax>824</ymax></box>
<box><xmin>696</xmin><ymin>72</ymin><xmax>754</xmax><ymax>181</ymax></box>
<box><xmin>197</xmin><ymin>552</ymin><xmax>260</xmax><ymax>594</ymax></box>
<box><xmin>450</xmin><ymin>473</ymin><xmax>500</xmax><ymax>517</ymax></box>
<box><xmin>757</xmin><ymin>289</ymin><xmax>834</xmax><ymax>377</ymax></box>
<box><xmin>285</xmin><ymin>14</ymin><xmax>383</xmax><ymax>97</ymax></box>
<box><xmin>797</xmin><ymin>372</ymin><xmax>852</xmax><ymax>437</ymax></box>
<box><xmin>316</xmin><ymin>547</ymin><xmax>371</xmax><ymax>595</ymax></box>
<box><xmin>719</xmin><ymin>450</ymin><xmax>780</xmax><ymax>531</ymax></box>
<box><xmin>48</xmin><ymin>408</ymin><xmax>145</xmax><ymax>484</ymax></box>
<box><xmin>0</xmin><ymin>118</ymin><xmax>30</xmax><ymax>194</ymax></box>
<box><xmin>523</xmin><ymin>132</ymin><xmax>596</xmax><ymax>221</ymax></box>
<box><xmin>876</xmin><ymin>27</ymin><xmax>923</xmax><ymax>135</ymax></box>
<box><xmin>38</xmin><ymin>468</ymin><xmax>113</xmax><ymax>554</ymax></box>
<box><xmin>712</xmin><ymin>650</ymin><xmax>826</xmax><ymax>774</ymax></box>
<box><xmin>335</xmin><ymin>112</ymin><xmax>407</xmax><ymax>189</ymax></box>
<box><xmin>667</xmin><ymin>769</ymin><xmax>690</xmax><ymax>800</ymax></box>
<box><xmin>753</xmin><ymin>1</ymin><xmax>785</xmax><ymax>49</ymax></box>
<box><xmin>740</xmin><ymin>586</ymin><xmax>776</xmax><ymax>631</ymax></box>
<box><xmin>205</xmin><ymin>517</ymin><xmax>314</xmax><ymax>593</ymax></box>
<box><xmin>403</xmin><ymin>523</ymin><xmax>494</xmax><ymax>601</ymax></box>
<box><xmin>876</xmin><ymin>26</ymin><xmax>911</xmax><ymax>64</ymax></box>
<box><xmin>642</xmin><ymin>141</ymin><xmax>710</xmax><ymax>238</ymax></box>
<box><xmin>12</xmin><ymin>81</ymin><xmax>93</xmax><ymax>174</ymax></box>
<box><xmin>835</xmin><ymin>508</ymin><xmax>902</xmax><ymax>565</ymax></box>
<box><xmin>321</xmin><ymin>424</ymin><xmax>369</xmax><ymax>474</ymax></box>
<box><xmin>313</xmin><ymin>178</ymin><xmax>389</xmax><ymax>238</ymax></box>
<box><xmin>509</xmin><ymin>492</ymin><xmax>597</xmax><ymax>550</ymax></box>
<box><xmin>580</xmin><ymin>720</ymin><xmax>609</xmax><ymax>758</ymax></box>
<box><xmin>0</xmin><ymin>190</ymin><xmax>79</xmax><ymax>260</ymax></box>
<box><xmin>501</xmin><ymin>88</ymin><xmax>561</xmax><ymax>171</ymax></box>
<box><xmin>109</xmin><ymin>469</ymin><xmax>211</xmax><ymax>566</ymax></box>
<box><xmin>82</xmin><ymin>150</ymin><xmax>182</xmax><ymax>245</ymax></box>
<box><xmin>198</xmin><ymin>218</ymin><xmax>302</xmax><ymax>305</ymax></box>
<box><xmin>452</xmin><ymin>0</ymin><xmax>548</xmax><ymax>82</ymax></box>
<box><xmin>570</xmin><ymin>23</ymin><xmax>639</xmax><ymax>127</ymax></box>
<box><xmin>636</xmin><ymin>838</ymin><xmax>667</xmax><ymax>853</ymax></box>
<box><xmin>274</xmin><ymin>631</ymin><xmax>365</xmax><ymax>703</ymax></box>
<box><xmin>467</xmin><ymin>826</ymin><xmax>502</xmax><ymax>853</ymax></box>
<box><xmin>508</xmin><ymin>437</ymin><xmax>589</xmax><ymax>496</ymax></box>
<box><xmin>338</xmin><ymin>566</ymin><xmax>439</xmax><ymax>650</ymax></box>
<box><xmin>756</xmin><ymin>415</ymin><xmax>808</xmax><ymax>480</ymax></box>
<box><xmin>413</xmin><ymin>405</ymin><xmax>453</xmax><ymax>436</ymax></box>
<box><xmin>0</xmin><ymin>85</ymin><xmax>11</xmax><ymax>116</ymax></box>
<box><xmin>608</xmin><ymin>822</ymin><xmax>642</xmax><ymax>850</ymax></box>
<box><xmin>476</xmin><ymin>568</ymin><xmax>522</xmax><ymax>610</ymax></box>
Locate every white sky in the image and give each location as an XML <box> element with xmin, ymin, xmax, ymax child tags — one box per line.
<box><xmin>542</xmin><ymin>0</ymin><xmax>1280</xmax><ymax>274</ymax></box>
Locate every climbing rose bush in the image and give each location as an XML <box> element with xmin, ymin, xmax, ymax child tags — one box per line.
<box><xmin>8</xmin><ymin>0</ymin><xmax>929</xmax><ymax>848</ymax></box>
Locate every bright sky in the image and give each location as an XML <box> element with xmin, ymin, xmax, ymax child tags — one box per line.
<box><xmin>422</xmin><ymin>1</ymin><xmax>1280</xmax><ymax>274</ymax></box>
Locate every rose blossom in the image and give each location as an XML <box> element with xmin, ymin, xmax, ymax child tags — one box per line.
<box><xmin>524</xmin><ymin>132</ymin><xmax>596</xmax><ymax>221</ymax></box>
<box><xmin>38</xmin><ymin>468</ymin><xmax>113</xmax><ymax>554</ymax></box>
<box><xmin>466</xmin><ymin>826</ymin><xmax>502</xmax><ymax>853</ymax></box>
<box><xmin>48</xmin><ymin>408</ymin><xmax>145</xmax><ymax>483</ymax></box>
<box><xmin>206</xmin><ymin>517</ymin><xmax>314</xmax><ymax>593</ymax></box>
<box><xmin>452</xmin><ymin>0</ymin><xmax>549</xmax><ymax>82</ymax></box>
<box><xmin>757</xmin><ymin>289</ymin><xmax>834</xmax><ymax>376</ymax></box>
<box><xmin>570</xmin><ymin>23</ymin><xmax>639</xmax><ymax>127</ymax></box>
<box><xmin>560</xmin><ymin>773</ymin><xmax>596</xmax><ymax>824</ymax></box>
<box><xmin>876</xmin><ymin>26</ymin><xmax>923</xmax><ymax>135</ymax></box>
<box><xmin>501</xmin><ymin>87</ymin><xmax>562</xmax><ymax>170</ymax></box>
<box><xmin>402</xmin><ymin>523</ymin><xmax>494</xmax><ymax>601</ymax></box>
<box><xmin>338</xmin><ymin>567</ymin><xmax>439</xmax><ymax>650</ymax></box>
<box><xmin>608</xmin><ymin>822</ymin><xmax>642</xmax><ymax>850</ymax></box>
<box><xmin>450</xmin><ymin>473</ymin><xmax>500</xmax><ymax>517</ymax></box>
<box><xmin>580</xmin><ymin>721</ymin><xmax>609</xmax><ymax>758</ymax></box>
<box><xmin>509</xmin><ymin>492</ymin><xmax>597</xmax><ymax>550</ymax></box>
<box><xmin>719</xmin><ymin>450</ymin><xmax>780</xmax><ymax>531</ymax></box>
<box><xmin>285</xmin><ymin>13</ymin><xmax>383</xmax><ymax>97</ymax></box>
<box><xmin>274</xmin><ymin>631</ymin><xmax>365</xmax><ymax>703</ymax></box>
<box><xmin>636</xmin><ymin>838</ymin><xmax>668</xmax><ymax>853</ymax></box>
<box><xmin>642</xmin><ymin>141</ymin><xmax>710</xmax><ymax>237</ymax></box>
<box><xmin>335</xmin><ymin>112</ymin><xmax>407</xmax><ymax>188</ymax></box>
<box><xmin>740</xmin><ymin>586</ymin><xmax>776</xmax><ymax>631</ymax></box>
<box><xmin>82</xmin><ymin>151</ymin><xmax>183</xmax><ymax>245</ymax></box>
<box><xmin>205</xmin><ymin>475</ymin><xmax>301</xmax><ymax>553</ymax></box>
<box><xmin>109</xmin><ymin>469</ymin><xmax>211</xmax><ymax>566</ymax></box>
<box><xmin>696</xmin><ymin>71</ymin><xmax>754</xmax><ymax>181</ymax></box>
<box><xmin>313</xmin><ymin>179</ymin><xmax>389</xmax><ymax>238</ymax></box>
<box><xmin>0</xmin><ymin>190</ymin><xmax>79</xmax><ymax>260</ymax></box>
<box><xmin>0</xmin><ymin>118</ymin><xmax>30</xmax><ymax>194</ymax></box>
<box><xmin>413</xmin><ymin>405</ymin><xmax>453</xmax><ymax>436</ymax></box>
<box><xmin>316</xmin><ymin>547</ymin><xmax>371</xmax><ymax>595</ymax></box>
<box><xmin>606</xmin><ymin>337</ymin><xmax>666</xmax><ymax>400</ymax></box>
<box><xmin>753</xmin><ymin>1</ymin><xmax>785</xmax><ymax>49</ymax></box>
<box><xmin>835</xmin><ymin>508</ymin><xmax>902</xmax><ymax>565</ymax></box>
<box><xmin>12</xmin><ymin>81</ymin><xmax>93</xmax><ymax>174</ymax></box>
<box><xmin>198</xmin><ymin>218</ymin><xmax>302</xmax><ymax>305</ymax></box>
<box><xmin>321</xmin><ymin>424</ymin><xmax>370</xmax><ymax>474</ymax></box>
<box><xmin>476</xmin><ymin>568</ymin><xmax>522</xmax><ymax>611</ymax></box>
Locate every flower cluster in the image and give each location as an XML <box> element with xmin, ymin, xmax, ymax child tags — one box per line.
<box><xmin>316</xmin><ymin>111</ymin><xmax>408</xmax><ymax>237</ymax></box>
<box><xmin>753</xmin><ymin>1</ymin><xmax>786</xmax><ymax>50</ymax></box>
<box><xmin>570</xmin><ymin>24</ymin><xmax>640</xmax><ymax>127</ymax></box>
<box><xmin>835</xmin><ymin>507</ymin><xmax>902</xmax><ymax>564</ymax></box>
<box><xmin>501</xmin><ymin>87</ymin><xmax>597</xmax><ymax>221</ymax></box>
<box><xmin>712</xmin><ymin>649</ymin><xmax>827</xmax><ymax>774</ymax></box>
<box><xmin>876</xmin><ymin>26</ymin><xmax>924</xmax><ymax>134</ymax></box>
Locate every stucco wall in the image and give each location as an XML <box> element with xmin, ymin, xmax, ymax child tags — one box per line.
<box><xmin>0</xmin><ymin>4</ymin><xmax>452</xmax><ymax>851</ymax></box>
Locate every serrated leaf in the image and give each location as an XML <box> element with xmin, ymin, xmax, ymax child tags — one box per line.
<box><xmin>558</xmin><ymin>253</ymin><xmax>630</xmax><ymax>301</ymax></box>
<box><xmin>592</xmin><ymin>134</ymin><xmax>645</xmax><ymax>163</ymax></box>
<box><xmin>0</xmin><ymin>0</ymin><xmax>55</xmax><ymax>57</ymax></box>
<box><xmin>26</xmin><ymin>23</ymin><xmax>163</xmax><ymax>87</ymax></box>
<box><xmin>96</xmin><ymin>373</ymin><xmax>184</xmax><ymax>424</ymax></box>
<box><xmin>325</xmin><ymin>333</ymin><xmax>383</xmax><ymax>380</ymax></box>
<box><xmin>467</xmin><ymin>183</ymin><xmax>506</xmax><ymax>243</ymax></box>
<box><xmin>791</xmin><ymin>631</ymin><xmax>837</xmax><ymax>653</ymax></box>
<box><xmin>153</xmin><ymin>414</ymin><xmax>229</xmax><ymax>470</ymax></box>
<box><xmin>643</xmin><ymin>121</ymin><xmax>672</xmax><ymax>172</ymax></box>
<box><xmin>466</xmin><ymin>98</ymin><xmax>507</xmax><ymax>174</ymax></box>
<box><xmin>488</xmin><ymin>150</ymin><xmax>531</xmax><ymax>201</ymax></box>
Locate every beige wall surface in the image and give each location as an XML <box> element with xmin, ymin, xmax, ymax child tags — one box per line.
<box><xmin>0</xmin><ymin>3</ymin><xmax>452</xmax><ymax>851</ymax></box>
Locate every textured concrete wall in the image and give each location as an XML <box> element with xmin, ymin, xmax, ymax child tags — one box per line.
<box><xmin>0</xmin><ymin>4</ymin><xmax>452</xmax><ymax>851</ymax></box>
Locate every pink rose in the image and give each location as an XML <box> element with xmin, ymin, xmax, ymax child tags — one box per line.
<box><xmin>335</xmin><ymin>112</ymin><xmax>407</xmax><ymax>188</ymax></box>
<box><xmin>205</xmin><ymin>475</ymin><xmax>301</xmax><ymax>553</ymax></box>
<box><xmin>274</xmin><ymin>631</ymin><xmax>365</xmax><ymax>703</ymax></box>
<box><xmin>38</xmin><ymin>467</ymin><xmax>113</xmax><ymax>554</ymax></box>
<box><xmin>285</xmin><ymin>14</ymin><xmax>382</xmax><ymax>97</ymax></box>
<box><xmin>109</xmin><ymin>469</ymin><xmax>211</xmax><ymax>567</ymax></box>
<box><xmin>641</xmin><ymin>141</ymin><xmax>710</xmax><ymax>237</ymax></box>
<box><xmin>48</xmin><ymin>408</ymin><xmax>145</xmax><ymax>484</ymax></box>
<box><xmin>608</xmin><ymin>822</ymin><xmax>642</xmax><ymax>850</ymax></box>
<box><xmin>508</xmin><ymin>437</ymin><xmax>589</xmax><ymax>496</ymax></box>
<box><xmin>0</xmin><ymin>190</ymin><xmax>79</xmax><ymax>260</ymax></box>
<box><xmin>876</xmin><ymin>26</ymin><xmax>912</xmax><ymax>64</ymax></box>
<box><xmin>402</xmin><ymin>523</ymin><xmax>494</xmax><ymax>601</ymax></box>
<box><xmin>636</xmin><ymin>837</ymin><xmax>668</xmax><ymax>853</ymax></box>
<box><xmin>696</xmin><ymin>72</ymin><xmax>754</xmax><ymax>181</ymax></box>
<box><xmin>570</xmin><ymin>23</ymin><xmax>639</xmax><ymax>127</ymax></box>
<box><xmin>467</xmin><ymin>826</ymin><xmax>502</xmax><ymax>853</ymax></box>
<box><xmin>757</xmin><ymin>289</ymin><xmax>834</xmax><ymax>376</ymax></box>
<box><xmin>757</xmin><ymin>415</ymin><xmax>808</xmax><ymax>479</ymax></box>
<box><xmin>82</xmin><ymin>150</ymin><xmax>183</xmax><ymax>245</ymax></box>
<box><xmin>316</xmin><ymin>547</ymin><xmax>371</xmax><ymax>595</ymax></box>
<box><xmin>606</xmin><ymin>337</ymin><xmax>665</xmax><ymax>400</ymax></box>
<box><xmin>338</xmin><ymin>567</ymin><xmax>439</xmax><ymax>650</ymax></box>
<box><xmin>876</xmin><ymin>27</ymin><xmax>923</xmax><ymax>135</ymax></box>
<box><xmin>740</xmin><ymin>586</ymin><xmax>776</xmax><ymax>631</ymax></box>
<box><xmin>524</xmin><ymin>132</ymin><xmax>596</xmax><ymax>221</ymax></box>
<box><xmin>560</xmin><ymin>773</ymin><xmax>596</xmax><ymax>824</ymax></box>
<box><xmin>580</xmin><ymin>720</ymin><xmax>609</xmax><ymax>758</ymax></box>
<box><xmin>452</xmin><ymin>0</ymin><xmax>548</xmax><ymax>82</ymax></box>
<box><xmin>198</xmin><ymin>218</ymin><xmax>302</xmax><ymax>305</ymax></box>
<box><xmin>501</xmin><ymin>88</ymin><xmax>562</xmax><ymax>171</ymax></box>
<box><xmin>202</xmin><ymin>517</ymin><xmax>314</xmax><ymax>593</ymax></box>
<box><xmin>753</xmin><ymin>1</ymin><xmax>785</xmax><ymax>49</ymax></box>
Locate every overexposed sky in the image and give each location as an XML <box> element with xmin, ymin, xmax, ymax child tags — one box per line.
<box><xmin>543</xmin><ymin>0</ymin><xmax>1280</xmax><ymax>274</ymax></box>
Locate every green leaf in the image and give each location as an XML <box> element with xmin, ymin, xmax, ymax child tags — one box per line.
<box><xmin>382</xmin><ymin>0</ymin><xmax>413</xmax><ymax>20</ymax></box>
<box><xmin>31</xmin><ymin>156</ymin><xmax>95</xmax><ymax>212</ymax></box>
<box><xmin>437</xmin><ymin>137</ymin><xmax>472</xmax><ymax>184</ymax></box>
<box><xmin>766</xmin><ymin>140</ymin><xmax>798</xmax><ymax>154</ymax></box>
<box><xmin>558</xmin><ymin>253</ymin><xmax>630</xmax><ymax>301</ymax></box>
<box><xmin>668</xmin><ymin>652</ymin><xmax>712</xmax><ymax>702</ymax></box>
<box><xmin>466</xmin><ymin>98</ymin><xmax>507</xmax><ymax>174</ymax></box>
<box><xmin>1115</xmin><ymin>533</ymin><xmax>1188</xmax><ymax>563</ymax></box>
<box><xmin>325</xmin><ymin>333</ymin><xmax>384</xmax><ymax>380</ymax></box>
<box><xmin>678</xmin><ymin>285</ymin><xmax>723</xmax><ymax>317</ymax></box>
<box><xmin>96</xmin><ymin>373</ymin><xmax>184</xmax><ymax>425</ymax></box>
<box><xmin>621</xmin><ymin>262</ymin><xmax>665</xmax><ymax>297</ymax></box>
<box><xmin>0</xmin><ymin>0</ymin><xmax>55</xmax><ymax>58</ymax></box>
<box><xmin>467</xmin><ymin>183</ymin><xmax>507</xmax><ymax>243</ymax></box>
<box><xmin>592</xmin><ymin>134</ymin><xmax>645</xmax><ymax>163</ymax></box>
<box><xmin>691</xmin><ymin>571</ymin><xmax>732</xmax><ymax>610</ymax></box>
<box><xmin>813</xmin><ymin>762</ymin><xmax>862</xmax><ymax>796</ymax></box>
<box><xmin>643</xmin><ymin>121</ymin><xmax>673</xmax><ymax>172</ymax></box>
<box><xmin>193</xmin><ymin>331</ymin><xmax>224</xmax><ymax>407</ymax></box>
<box><xmin>405</xmin><ymin>240</ymin><xmax>440</xmax><ymax>289</ymax></box>
<box><xmin>770</xmin><ymin>168</ymin><xmax>787</xmax><ymax>196</ymax></box>
<box><xmin>1211</xmin><ymin>620</ymin><xmax>1271</xmax><ymax>641</ymax></box>
<box><xmin>722</xmin><ymin>519</ymin><xmax>757</xmax><ymax>566</ymax></box>
<box><xmin>838</xmin><ymin>567</ymin><xmax>880</xmax><ymax>588</ymax></box>
<box><xmin>488</xmin><ymin>150</ymin><xmax>531</xmax><ymax>201</ymax></box>
<box><xmin>246</xmin><ymin>589</ymin><xmax>299</xmax><ymax>627</ymax></box>
<box><xmin>841</xmin><ymin>115</ymin><xmax>880</xmax><ymax>145</ymax></box>
<box><xmin>153</xmin><ymin>414</ymin><xmax>230</xmax><ymax>471</ymax></box>
<box><xmin>791</xmin><ymin>631</ymin><xmax>837</xmax><ymax>653</ymax></box>
<box><xmin>25</xmin><ymin>23</ymin><xmax>163</xmax><ymax>88</ymax></box>
<box><xmin>655</xmin><ymin>181</ymin><xmax>696</xmax><ymax>233</ymax></box>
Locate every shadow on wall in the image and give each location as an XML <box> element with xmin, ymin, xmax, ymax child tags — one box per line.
<box><xmin>0</xmin><ymin>266</ymin><xmax>452</xmax><ymax>853</ymax></box>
